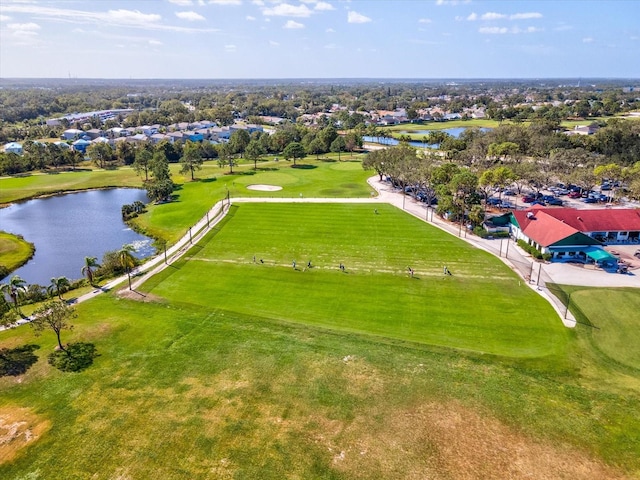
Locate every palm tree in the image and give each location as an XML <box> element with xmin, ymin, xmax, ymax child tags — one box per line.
<box><xmin>118</xmin><ymin>245</ymin><xmax>136</xmax><ymax>290</ymax></box>
<box><xmin>0</xmin><ymin>275</ymin><xmax>27</xmax><ymax>313</ymax></box>
<box><xmin>48</xmin><ymin>276</ymin><xmax>71</xmax><ymax>300</ymax></box>
<box><xmin>81</xmin><ymin>257</ymin><xmax>100</xmax><ymax>286</ymax></box>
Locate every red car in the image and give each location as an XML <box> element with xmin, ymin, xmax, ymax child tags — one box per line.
<box><xmin>568</xmin><ymin>191</ymin><xmax>582</xmax><ymax>198</ymax></box>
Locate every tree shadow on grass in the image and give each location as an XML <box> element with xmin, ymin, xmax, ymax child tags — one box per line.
<box><xmin>198</xmin><ymin>177</ymin><xmax>218</xmax><ymax>183</ymax></box>
<box><xmin>0</xmin><ymin>344</ymin><xmax>40</xmax><ymax>377</ymax></box>
<box><xmin>48</xmin><ymin>342</ymin><xmax>99</xmax><ymax>372</ymax></box>
<box><xmin>291</xmin><ymin>164</ymin><xmax>317</xmax><ymax>169</ymax></box>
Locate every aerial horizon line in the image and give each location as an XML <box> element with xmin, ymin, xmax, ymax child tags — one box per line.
<box><xmin>1</xmin><ymin>76</ymin><xmax>639</xmax><ymax>82</ymax></box>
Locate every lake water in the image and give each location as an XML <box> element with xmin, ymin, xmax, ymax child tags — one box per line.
<box><xmin>364</xmin><ymin>127</ymin><xmax>492</xmax><ymax>148</ymax></box>
<box><xmin>0</xmin><ymin>188</ymin><xmax>155</xmax><ymax>285</ymax></box>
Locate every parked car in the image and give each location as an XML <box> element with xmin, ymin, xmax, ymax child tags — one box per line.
<box><xmin>582</xmin><ymin>197</ymin><xmax>597</xmax><ymax>203</ymax></box>
<box><xmin>530</xmin><ymin>200</ymin><xmax>546</xmax><ymax>206</ymax></box>
<box><xmin>548</xmin><ymin>198</ymin><xmax>563</xmax><ymax>206</ymax></box>
<box><xmin>568</xmin><ymin>191</ymin><xmax>582</xmax><ymax>198</ymax></box>
<box><xmin>503</xmin><ymin>189</ymin><xmax>515</xmax><ymax>196</ymax></box>
<box><xmin>522</xmin><ymin>195</ymin><xmax>536</xmax><ymax>203</ymax></box>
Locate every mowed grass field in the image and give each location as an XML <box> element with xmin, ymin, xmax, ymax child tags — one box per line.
<box><xmin>2</xmin><ymin>205</ymin><xmax>640</xmax><ymax>478</ymax></box>
<box><xmin>145</xmin><ymin>203</ymin><xmax>567</xmax><ymax>358</ymax></box>
<box><xmin>133</xmin><ymin>158</ymin><xmax>372</xmax><ymax>243</ymax></box>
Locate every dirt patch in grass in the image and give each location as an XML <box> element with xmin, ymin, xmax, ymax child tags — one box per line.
<box><xmin>319</xmin><ymin>401</ymin><xmax>630</xmax><ymax>479</ymax></box>
<box><xmin>116</xmin><ymin>290</ymin><xmax>166</xmax><ymax>303</ymax></box>
<box><xmin>0</xmin><ymin>406</ymin><xmax>50</xmax><ymax>465</ymax></box>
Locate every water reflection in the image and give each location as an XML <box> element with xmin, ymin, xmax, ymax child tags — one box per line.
<box><xmin>0</xmin><ymin>189</ymin><xmax>154</xmax><ymax>285</ymax></box>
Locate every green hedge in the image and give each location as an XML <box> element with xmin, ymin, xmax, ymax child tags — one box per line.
<box><xmin>517</xmin><ymin>239</ymin><xmax>551</xmax><ymax>261</ymax></box>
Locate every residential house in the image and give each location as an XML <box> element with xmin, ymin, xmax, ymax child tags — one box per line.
<box><xmin>183</xmin><ymin>131</ymin><xmax>204</xmax><ymax>142</ymax></box>
<box><xmin>61</xmin><ymin>128</ymin><xmax>85</xmax><ymax>141</ymax></box>
<box><xmin>85</xmin><ymin>128</ymin><xmax>105</xmax><ymax>140</ymax></box>
<box><xmin>150</xmin><ymin>133</ymin><xmax>170</xmax><ymax>144</ymax></box>
<box><xmin>72</xmin><ymin>138</ymin><xmax>91</xmax><ymax>153</ymax></box>
<box><xmin>3</xmin><ymin>142</ymin><xmax>23</xmax><ymax>154</ymax></box>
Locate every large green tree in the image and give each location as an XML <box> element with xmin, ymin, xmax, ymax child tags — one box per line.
<box><xmin>283</xmin><ymin>142</ymin><xmax>305</xmax><ymax>166</ymax></box>
<box><xmin>245</xmin><ymin>139</ymin><xmax>266</xmax><ymax>170</ymax></box>
<box><xmin>180</xmin><ymin>141</ymin><xmax>204</xmax><ymax>181</ymax></box>
<box><xmin>30</xmin><ymin>300</ymin><xmax>76</xmax><ymax>353</ymax></box>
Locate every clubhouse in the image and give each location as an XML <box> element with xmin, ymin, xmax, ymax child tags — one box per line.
<box><xmin>509</xmin><ymin>206</ymin><xmax>640</xmax><ymax>265</ymax></box>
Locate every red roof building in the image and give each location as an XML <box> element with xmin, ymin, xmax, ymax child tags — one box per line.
<box><xmin>510</xmin><ymin>207</ymin><xmax>640</xmax><ymax>264</ymax></box>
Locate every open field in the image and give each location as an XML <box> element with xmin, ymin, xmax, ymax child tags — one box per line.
<box><xmin>1</xmin><ymin>205</ymin><xmax>639</xmax><ymax>478</ymax></box>
<box><xmin>131</xmin><ymin>158</ymin><xmax>371</xmax><ymax>243</ymax></box>
<box><xmin>553</xmin><ymin>285</ymin><xmax>640</xmax><ymax>374</ymax></box>
<box><xmin>144</xmin><ymin>203</ymin><xmax>567</xmax><ymax>358</ymax></box>
<box><xmin>0</xmin><ymin>232</ymin><xmax>34</xmax><ymax>274</ymax></box>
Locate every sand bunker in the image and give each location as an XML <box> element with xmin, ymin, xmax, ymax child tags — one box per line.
<box><xmin>246</xmin><ymin>184</ymin><xmax>283</xmax><ymax>191</ymax></box>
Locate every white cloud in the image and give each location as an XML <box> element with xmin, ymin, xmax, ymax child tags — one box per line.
<box><xmin>481</xmin><ymin>12</ymin><xmax>507</xmax><ymax>20</ymax></box>
<box><xmin>284</xmin><ymin>20</ymin><xmax>304</xmax><ymax>29</ymax></box>
<box><xmin>106</xmin><ymin>9</ymin><xmax>162</xmax><ymax>25</ymax></box>
<box><xmin>263</xmin><ymin>3</ymin><xmax>312</xmax><ymax>17</ymax></box>
<box><xmin>252</xmin><ymin>0</ymin><xmax>264</xmax><ymax>5</ymax></box>
<box><xmin>347</xmin><ymin>11</ymin><xmax>371</xmax><ymax>24</ymax></box>
<box><xmin>246</xmin><ymin>15</ymin><xmax>256</xmax><ymax>20</ymax></box>
<box><xmin>418</xmin><ymin>18</ymin><xmax>432</xmax><ymax>24</ymax></box>
<box><xmin>224</xmin><ymin>44</ymin><xmax>236</xmax><ymax>51</ymax></box>
<box><xmin>510</xmin><ymin>12</ymin><xmax>542</xmax><ymax>20</ymax></box>
<box><xmin>0</xmin><ymin>15</ymin><xmax>12</xmax><ymax>22</ymax></box>
<box><xmin>315</xmin><ymin>2</ymin><xmax>334</xmax><ymax>11</ymax></box>
<box><xmin>149</xmin><ymin>39</ymin><xmax>163</xmax><ymax>45</ymax></box>
<box><xmin>554</xmin><ymin>23</ymin><xmax>572</xmax><ymax>32</ymax></box>
<box><xmin>631</xmin><ymin>35</ymin><xmax>639</xmax><ymax>41</ymax></box>
<box><xmin>1</xmin><ymin>4</ymin><xmax>217</xmax><ymax>33</ymax></box>
<box><xmin>479</xmin><ymin>25</ymin><xmax>541</xmax><ymax>35</ymax></box>
<box><xmin>326</xmin><ymin>27</ymin><xmax>335</xmax><ymax>33</ymax></box>
<box><xmin>269</xmin><ymin>40</ymin><xmax>279</xmax><ymax>46</ymax></box>
<box><xmin>466</xmin><ymin>12</ymin><xmax>477</xmax><ymax>21</ymax></box>
<box><xmin>478</xmin><ymin>26</ymin><xmax>508</xmax><ymax>34</ymax></box>
<box><xmin>168</xmin><ymin>0</ymin><xmax>193</xmax><ymax>5</ymax></box>
<box><xmin>175</xmin><ymin>11</ymin><xmax>206</xmax><ymax>21</ymax></box>
<box><xmin>209</xmin><ymin>0</ymin><xmax>242</xmax><ymax>5</ymax></box>
<box><xmin>583</xmin><ymin>37</ymin><xmax>594</xmax><ymax>43</ymax></box>
<box><xmin>324</xmin><ymin>43</ymin><xmax>338</xmax><ymax>49</ymax></box>
<box><xmin>7</xmin><ymin>22</ymin><xmax>41</xmax><ymax>31</ymax></box>
<box><xmin>436</xmin><ymin>0</ymin><xmax>471</xmax><ymax>5</ymax></box>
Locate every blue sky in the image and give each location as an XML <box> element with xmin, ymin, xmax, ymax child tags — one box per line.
<box><xmin>0</xmin><ymin>0</ymin><xmax>638</xmax><ymax>79</ymax></box>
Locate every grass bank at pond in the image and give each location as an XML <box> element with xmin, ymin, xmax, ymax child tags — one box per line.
<box><xmin>0</xmin><ymin>231</ymin><xmax>35</xmax><ymax>277</ymax></box>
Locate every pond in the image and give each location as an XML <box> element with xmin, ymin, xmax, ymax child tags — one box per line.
<box><xmin>363</xmin><ymin>127</ymin><xmax>492</xmax><ymax>148</ymax></box>
<box><xmin>0</xmin><ymin>188</ymin><xmax>155</xmax><ymax>286</ymax></box>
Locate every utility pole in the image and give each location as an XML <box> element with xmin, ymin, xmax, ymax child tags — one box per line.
<box><xmin>189</xmin><ymin>227</ymin><xmax>192</xmax><ymax>244</ymax></box>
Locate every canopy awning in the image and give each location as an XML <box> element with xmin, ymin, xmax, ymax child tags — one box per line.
<box><xmin>585</xmin><ymin>248</ymin><xmax>618</xmax><ymax>262</ymax></box>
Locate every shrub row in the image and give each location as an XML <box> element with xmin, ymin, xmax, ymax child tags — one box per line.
<box><xmin>517</xmin><ymin>239</ymin><xmax>552</xmax><ymax>261</ymax></box>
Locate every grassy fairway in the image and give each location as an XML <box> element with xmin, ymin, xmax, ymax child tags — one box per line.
<box><xmin>0</xmin><ymin>231</ymin><xmax>34</xmax><ymax>274</ymax></box>
<box><xmin>1</xmin><ymin>288</ymin><xmax>638</xmax><ymax>478</ymax></box>
<box><xmin>1</xmin><ymin>206</ymin><xmax>640</xmax><ymax>478</ymax></box>
<box><xmin>131</xmin><ymin>158</ymin><xmax>372</xmax><ymax>243</ymax></box>
<box><xmin>556</xmin><ymin>285</ymin><xmax>640</xmax><ymax>372</ymax></box>
<box><xmin>145</xmin><ymin>203</ymin><xmax>567</xmax><ymax>358</ymax></box>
